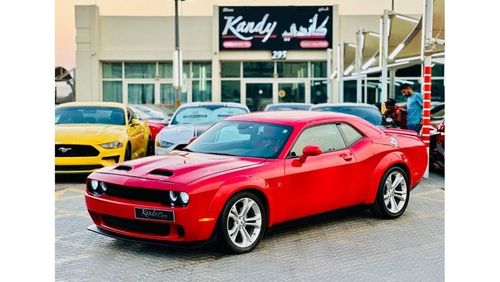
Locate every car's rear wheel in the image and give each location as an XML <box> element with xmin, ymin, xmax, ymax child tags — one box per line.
<box><xmin>124</xmin><ymin>143</ymin><xmax>132</xmax><ymax>161</ymax></box>
<box><xmin>370</xmin><ymin>166</ymin><xmax>409</xmax><ymax>219</ymax></box>
<box><xmin>219</xmin><ymin>192</ymin><xmax>266</xmax><ymax>254</ymax></box>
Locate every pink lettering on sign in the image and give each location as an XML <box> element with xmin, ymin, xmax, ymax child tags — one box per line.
<box><xmin>300</xmin><ymin>40</ymin><xmax>329</xmax><ymax>48</ymax></box>
<box><xmin>223</xmin><ymin>41</ymin><xmax>252</xmax><ymax>48</ymax></box>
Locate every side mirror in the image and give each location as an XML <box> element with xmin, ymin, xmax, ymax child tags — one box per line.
<box><xmin>293</xmin><ymin>145</ymin><xmax>321</xmax><ymax>166</ymax></box>
<box><xmin>130</xmin><ymin>119</ymin><xmax>141</xmax><ymax>126</ymax></box>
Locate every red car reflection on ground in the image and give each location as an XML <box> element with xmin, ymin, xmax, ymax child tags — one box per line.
<box><xmin>85</xmin><ymin>111</ymin><xmax>427</xmax><ymax>253</ymax></box>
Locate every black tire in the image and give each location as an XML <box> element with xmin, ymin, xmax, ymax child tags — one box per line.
<box><xmin>218</xmin><ymin>191</ymin><xmax>266</xmax><ymax>254</ymax></box>
<box><xmin>370</xmin><ymin>166</ymin><xmax>410</xmax><ymax>219</ymax></box>
<box><xmin>146</xmin><ymin>136</ymin><xmax>154</xmax><ymax>156</ymax></box>
<box><xmin>124</xmin><ymin>143</ymin><xmax>132</xmax><ymax>161</ymax></box>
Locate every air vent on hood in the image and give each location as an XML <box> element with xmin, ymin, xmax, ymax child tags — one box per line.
<box><xmin>149</xmin><ymin>169</ymin><xmax>174</xmax><ymax>177</ymax></box>
<box><xmin>114</xmin><ymin>165</ymin><xmax>132</xmax><ymax>172</ymax></box>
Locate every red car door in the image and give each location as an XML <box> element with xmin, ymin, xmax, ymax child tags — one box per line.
<box><xmin>283</xmin><ymin>123</ymin><xmax>358</xmax><ymax>221</ymax></box>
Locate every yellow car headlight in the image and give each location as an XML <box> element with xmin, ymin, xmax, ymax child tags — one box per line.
<box><xmin>100</xmin><ymin>141</ymin><xmax>123</xmax><ymax>149</ymax></box>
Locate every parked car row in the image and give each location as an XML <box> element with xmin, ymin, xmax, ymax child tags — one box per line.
<box><xmin>56</xmin><ymin>101</ymin><xmax>444</xmax><ymax>174</ymax></box>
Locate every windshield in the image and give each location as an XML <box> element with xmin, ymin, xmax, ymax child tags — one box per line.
<box><xmin>130</xmin><ymin>105</ymin><xmax>166</xmax><ymax>120</ymax></box>
<box><xmin>171</xmin><ymin>105</ymin><xmax>248</xmax><ymax>125</ymax></box>
<box><xmin>312</xmin><ymin>106</ymin><xmax>382</xmax><ymax>125</ymax></box>
<box><xmin>186</xmin><ymin>120</ymin><xmax>293</xmax><ymax>159</ymax></box>
<box><xmin>55</xmin><ymin>106</ymin><xmax>125</xmax><ymax>125</ymax></box>
<box><xmin>267</xmin><ymin>105</ymin><xmax>311</xmax><ymax>111</ymax></box>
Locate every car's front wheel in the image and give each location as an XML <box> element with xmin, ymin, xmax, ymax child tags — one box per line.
<box><xmin>219</xmin><ymin>192</ymin><xmax>266</xmax><ymax>254</ymax></box>
<box><xmin>370</xmin><ymin>166</ymin><xmax>410</xmax><ymax>219</ymax></box>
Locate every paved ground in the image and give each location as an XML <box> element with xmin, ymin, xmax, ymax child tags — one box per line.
<box><xmin>55</xmin><ymin>172</ymin><xmax>444</xmax><ymax>282</ymax></box>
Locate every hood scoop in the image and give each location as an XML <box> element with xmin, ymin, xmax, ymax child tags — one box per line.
<box><xmin>114</xmin><ymin>165</ymin><xmax>132</xmax><ymax>172</ymax></box>
<box><xmin>149</xmin><ymin>169</ymin><xmax>174</xmax><ymax>177</ymax></box>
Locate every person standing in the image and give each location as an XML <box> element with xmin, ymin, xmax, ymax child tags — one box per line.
<box><xmin>400</xmin><ymin>84</ymin><xmax>423</xmax><ymax>133</ymax></box>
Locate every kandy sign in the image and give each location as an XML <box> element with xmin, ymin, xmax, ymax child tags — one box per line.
<box><xmin>219</xmin><ymin>6</ymin><xmax>333</xmax><ymax>51</ymax></box>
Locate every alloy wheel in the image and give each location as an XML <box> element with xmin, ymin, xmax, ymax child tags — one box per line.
<box><xmin>226</xmin><ymin>197</ymin><xmax>262</xmax><ymax>249</ymax></box>
<box><xmin>383</xmin><ymin>170</ymin><xmax>408</xmax><ymax>214</ymax></box>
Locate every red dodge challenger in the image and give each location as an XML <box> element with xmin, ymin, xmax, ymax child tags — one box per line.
<box><xmin>85</xmin><ymin>111</ymin><xmax>427</xmax><ymax>253</ymax></box>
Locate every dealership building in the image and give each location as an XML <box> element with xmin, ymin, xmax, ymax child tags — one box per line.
<box><xmin>74</xmin><ymin>3</ymin><xmax>444</xmax><ymax>111</ymax></box>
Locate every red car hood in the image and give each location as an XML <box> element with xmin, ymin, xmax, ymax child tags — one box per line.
<box><xmin>96</xmin><ymin>151</ymin><xmax>265</xmax><ymax>184</ymax></box>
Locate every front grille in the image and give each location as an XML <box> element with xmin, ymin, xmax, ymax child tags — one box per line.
<box><xmin>56</xmin><ymin>165</ymin><xmax>103</xmax><ymax>171</ymax></box>
<box><xmin>102</xmin><ymin>215</ymin><xmax>171</xmax><ymax>236</ymax></box>
<box><xmin>100</xmin><ymin>184</ymin><xmax>171</xmax><ymax>205</ymax></box>
<box><xmin>55</xmin><ymin>144</ymin><xmax>99</xmax><ymax>157</ymax></box>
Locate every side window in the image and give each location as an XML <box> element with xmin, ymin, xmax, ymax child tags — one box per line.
<box><xmin>339</xmin><ymin>123</ymin><xmax>363</xmax><ymax>146</ymax></box>
<box><xmin>289</xmin><ymin>124</ymin><xmax>346</xmax><ymax>157</ymax></box>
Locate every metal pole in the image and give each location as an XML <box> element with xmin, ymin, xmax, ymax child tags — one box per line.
<box><xmin>327</xmin><ymin>48</ymin><xmax>333</xmax><ymax>103</ymax></box>
<box><xmin>422</xmin><ymin>0</ymin><xmax>433</xmax><ymax>178</ymax></box>
<box><xmin>337</xmin><ymin>43</ymin><xmax>344</xmax><ymax>102</ymax></box>
<box><xmin>173</xmin><ymin>0</ymin><xmax>184</xmax><ymax>109</ymax></box>
<box><xmin>380</xmin><ymin>10</ymin><xmax>389</xmax><ymax>104</ymax></box>
<box><xmin>355</xmin><ymin>29</ymin><xmax>363</xmax><ymax>103</ymax></box>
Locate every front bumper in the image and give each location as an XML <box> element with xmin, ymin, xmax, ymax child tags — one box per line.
<box><xmin>55</xmin><ymin>147</ymin><xmax>124</xmax><ymax>173</ymax></box>
<box><xmin>85</xmin><ymin>174</ymin><xmax>218</xmax><ymax>243</ymax></box>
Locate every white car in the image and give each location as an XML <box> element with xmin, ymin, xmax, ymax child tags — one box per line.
<box><xmin>155</xmin><ymin>102</ymin><xmax>250</xmax><ymax>155</ymax></box>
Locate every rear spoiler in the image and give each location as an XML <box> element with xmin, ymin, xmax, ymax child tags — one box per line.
<box><xmin>382</xmin><ymin>128</ymin><xmax>419</xmax><ymax>138</ymax></box>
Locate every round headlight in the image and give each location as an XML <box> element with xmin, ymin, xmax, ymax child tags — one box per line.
<box><xmin>169</xmin><ymin>191</ymin><xmax>179</xmax><ymax>202</ymax></box>
<box><xmin>100</xmin><ymin>182</ymin><xmax>108</xmax><ymax>192</ymax></box>
<box><xmin>179</xmin><ymin>192</ymin><xmax>189</xmax><ymax>204</ymax></box>
<box><xmin>90</xmin><ymin>180</ymin><xmax>99</xmax><ymax>191</ymax></box>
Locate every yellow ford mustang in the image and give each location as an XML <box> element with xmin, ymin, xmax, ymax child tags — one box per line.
<box><xmin>55</xmin><ymin>102</ymin><xmax>152</xmax><ymax>174</ymax></box>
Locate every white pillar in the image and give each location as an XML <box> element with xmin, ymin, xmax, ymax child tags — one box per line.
<box><xmin>337</xmin><ymin>43</ymin><xmax>344</xmax><ymax>102</ymax></box>
<box><xmin>327</xmin><ymin>48</ymin><xmax>333</xmax><ymax>103</ymax></box>
<box><xmin>355</xmin><ymin>29</ymin><xmax>363</xmax><ymax>103</ymax></box>
<box><xmin>380</xmin><ymin>10</ymin><xmax>390</xmax><ymax>104</ymax></box>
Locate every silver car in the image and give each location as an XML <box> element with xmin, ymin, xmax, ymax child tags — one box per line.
<box><xmin>155</xmin><ymin>102</ymin><xmax>250</xmax><ymax>155</ymax></box>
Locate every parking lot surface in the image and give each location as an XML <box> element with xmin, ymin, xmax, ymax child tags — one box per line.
<box><xmin>55</xmin><ymin>172</ymin><xmax>444</xmax><ymax>281</ymax></box>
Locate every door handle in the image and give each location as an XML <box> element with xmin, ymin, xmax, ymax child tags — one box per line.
<box><xmin>340</xmin><ymin>153</ymin><xmax>353</xmax><ymax>161</ymax></box>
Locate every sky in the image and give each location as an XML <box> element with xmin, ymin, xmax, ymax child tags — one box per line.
<box><xmin>55</xmin><ymin>0</ymin><xmax>423</xmax><ymax>70</ymax></box>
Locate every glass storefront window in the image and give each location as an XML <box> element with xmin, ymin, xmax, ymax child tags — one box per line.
<box><xmin>343</xmin><ymin>80</ymin><xmax>357</xmax><ymax>103</ymax></box>
<box><xmin>125</xmin><ymin>63</ymin><xmax>156</xmax><ymax>78</ymax></box>
<box><xmin>160</xmin><ymin>83</ymin><xmax>175</xmax><ymax>105</ymax></box>
<box><xmin>128</xmin><ymin>84</ymin><xmax>155</xmax><ymax>104</ymax></box>
<box><xmin>243</xmin><ymin>62</ymin><xmax>274</xmax><ymax>77</ymax></box>
<box><xmin>396</xmin><ymin>65</ymin><xmax>421</xmax><ymax>77</ymax></box>
<box><xmin>246</xmin><ymin>83</ymin><xmax>272</xmax><ymax>112</ymax></box>
<box><xmin>278</xmin><ymin>83</ymin><xmax>305</xmax><ymax>103</ymax></box>
<box><xmin>159</xmin><ymin>62</ymin><xmax>173</xmax><ymax>78</ymax></box>
<box><xmin>221</xmin><ymin>62</ymin><xmax>241</xmax><ymax>78</ymax></box>
<box><xmin>311</xmin><ymin>62</ymin><xmax>327</xmax><ymax>78</ymax></box>
<box><xmin>103</xmin><ymin>81</ymin><xmax>123</xmax><ymax>102</ymax></box>
<box><xmin>102</xmin><ymin>63</ymin><xmax>122</xmax><ymax>79</ymax></box>
<box><xmin>432</xmin><ymin>64</ymin><xmax>444</xmax><ymax>77</ymax></box>
<box><xmin>311</xmin><ymin>81</ymin><xmax>328</xmax><ymax>104</ymax></box>
<box><xmin>183</xmin><ymin>62</ymin><xmax>190</xmax><ymax>78</ymax></box>
<box><xmin>221</xmin><ymin>81</ymin><xmax>241</xmax><ymax>103</ymax></box>
<box><xmin>431</xmin><ymin>79</ymin><xmax>445</xmax><ymax>102</ymax></box>
<box><xmin>192</xmin><ymin>62</ymin><xmax>212</xmax><ymax>79</ymax></box>
<box><xmin>277</xmin><ymin>62</ymin><xmax>308</xmax><ymax>78</ymax></box>
<box><xmin>192</xmin><ymin>80</ymin><xmax>212</xmax><ymax>102</ymax></box>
